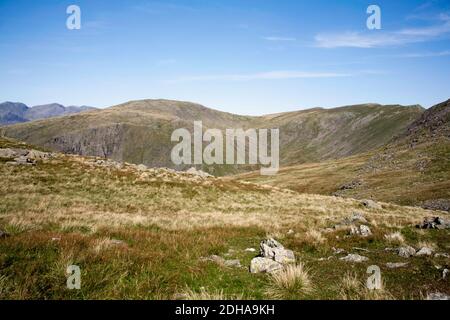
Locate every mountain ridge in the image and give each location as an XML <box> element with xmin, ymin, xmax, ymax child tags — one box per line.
<box><xmin>0</xmin><ymin>101</ymin><xmax>96</xmax><ymax>125</ymax></box>
<box><xmin>1</xmin><ymin>99</ymin><xmax>424</xmax><ymax>175</ymax></box>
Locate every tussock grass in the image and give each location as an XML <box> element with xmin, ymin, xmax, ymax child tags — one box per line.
<box><xmin>265</xmin><ymin>264</ymin><xmax>313</xmax><ymax>300</ymax></box>
<box><xmin>177</xmin><ymin>287</ymin><xmax>243</xmax><ymax>300</ymax></box>
<box><xmin>384</xmin><ymin>232</ymin><xmax>405</xmax><ymax>244</ymax></box>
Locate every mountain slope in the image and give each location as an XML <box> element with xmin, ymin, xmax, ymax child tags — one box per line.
<box><xmin>1</xmin><ymin>136</ymin><xmax>448</xmax><ymax>299</ymax></box>
<box><xmin>236</xmin><ymin>99</ymin><xmax>450</xmax><ymax>209</ymax></box>
<box><xmin>0</xmin><ymin>99</ymin><xmax>424</xmax><ymax>175</ymax></box>
<box><xmin>0</xmin><ymin>102</ymin><xmax>96</xmax><ymax>125</ymax></box>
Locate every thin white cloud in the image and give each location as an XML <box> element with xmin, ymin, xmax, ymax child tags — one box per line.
<box><xmin>391</xmin><ymin>50</ymin><xmax>450</xmax><ymax>58</ymax></box>
<box><xmin>170</xmin><ymin>70</ymin><xmax>352</xmax><ymax>83</ymax></box>
<box><xmin>262</xmin><ymin>36</ymin><xmax>296</xmax><ymax>42</ymax></box>
<box><xmin>315</xmin><ymin>17</ymin><xmax>450</xmax><ymax>48</ymax></box>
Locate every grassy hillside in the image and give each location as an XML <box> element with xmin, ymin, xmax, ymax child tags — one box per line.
<box><xmin>0</xmin><ymin>100</ymin><xmax>424</xmax><ymax>175</ymax></box>
<box><xmin>236</xmin><ymin>99</ymin><xmax>450</xmax><ymax>208</ymax></box>
<box><xmin>0</xmin><ymin>137</ymin><xmax>449</xmax><ymax>299</ymax></box>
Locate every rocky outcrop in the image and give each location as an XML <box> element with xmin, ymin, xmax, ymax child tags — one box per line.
<box><xmin>416</xmin><ymin>217</ymin><xmax>450</xmax><ymax>229</ymax></box>
<box><xmin>0</xmin><ymin>148</ymin><xmax>53</xmax><ymax>165</ymax></box>
<box><xmin>340</xmin><ymin>254</ymin><xmax>368</xmax><ymax>263</ymax></box>
<box><xmin>250</xmin><ymin>238</ymin><xmax>296</xmax><ymax>273</ymax></box>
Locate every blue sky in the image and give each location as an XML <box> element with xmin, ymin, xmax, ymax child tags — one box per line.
<box><xmin>0</xmin><ymin>0</ymin><xmax>449</xmax><ymax>115</ymax></box>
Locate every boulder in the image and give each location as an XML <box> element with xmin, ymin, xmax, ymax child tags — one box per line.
<box><xmin>426</xmin><ymin>292</ymin><xmax>450</xmax><ymax>300</ymax></box>
<box><xmin>350</xmin><ymin>224</ymin><xmax>372</xmax><ymax>237</ymax></box>
<box><xmin>224</xmin><ymin>259</ymin><xmax>241</xmax><ymax>268</ymax></box>
<box><xmin>260</xmin><ymin>238</ymin><xmax>295</xmax><ymax>264</ymax></box>
<box><xmin>416</xmin><ymin>247</ymin><xmax>433</xmax><ymax>256</ymax></box>
<box><xmin>360</xmin><ymin>225</ymin><xmax>372</xmax><ymax>237</ymax></box>
<box><xmin>361</xmin><ymin>199</ymin><xmax>382</xmax><ymax>210</ymax></box>
<box><xmin>340</xmin><ymin>254</ymin><xmax>368</xmax><ymax>263</ymax></box>
<box><xmin>0</xmin><ymin>148</ymin><xmax>17</xmax><ymax>158</ymax></box>
<box><xmin>250</xmin><ymin>257</ymin><xmax>283</xmax><ymax>273</ymax></box>
<box><xmin>27</xmin><ymin>150</ymin><xmax>51</xmax><ymax>161</ymax></box>
<box><xmin>397</xmin><ymin>245</ymin><xmax>416</xmax><ymax>258</ymax></box>
<box><xmin>416</xmin><ymin>216</ymin><xmax>450</xmax><ymax>229</ymax></box>
<box><xmin>386</xmin><ymin>262</ymin><xmax>409</xmax><ymax>269</ymax></box>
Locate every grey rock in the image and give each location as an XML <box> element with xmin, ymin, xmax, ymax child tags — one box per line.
<box><xmin>426</xmin><ymin>292</ymin><xmax>450</xmax><ymax>300</ymax></box>
<box><xmin>202</xmin><ymin>255</ymin><xmax>225</xmax><ymax>265</ymax></box>
<box><xmin>386</xmin><ymin>262</ymin><xmax>409</xmax><ymax>269</ymax></box>
<box><xmin>416</xmin><ymin>247</ymin><xmax>434</xmax><ymax>256</ymax></box>
<box><xmin>360</xmin><ymin>225</ymin><xmax>372</xmax><ymax>237</ymax></box>
<box><xmin>260</xmin><ymin>238</ymin><xmax>295</xmax><ymax>264</ymax></box>
<box><xmin>250</xmin><ymin>257</ymin><xmax>283</xmax><ymax>273</ymax></box>
<box><xmin>340</xmin><ymin>254</ymin><xmax>368</xmax><ymax>263</ymax></box>
<box><xmin>397</xmin><ymin>245</ymin><xmax>416</xmax><ymax>258</ymax></box>
<box><xmin>224</xmin><ymin>259</ymin><xmax>241</xmax><ymax>268</ymax></box>
<box><xmin>0</xmin><ymin>148</ymin><xmax>17</xmax><ymax>158</ymax></box>
<box><xmin>416</xmin><ymin>216</ymin><xmax>450</xmax><ymax>229</ymax></box>
<box><xmin>362</xmin><ymin>199</ymin><xmax>382</xmax><ymax>210</ymax></box>
<box><xmin>443</xmin><ymin>269</ymin><xmax>449</xmax><ymax>279</ymax></box>
<box><xmin>350</xmin><ymin>224</ymin><xmax>372</xmax><ymax>237</ymax></box>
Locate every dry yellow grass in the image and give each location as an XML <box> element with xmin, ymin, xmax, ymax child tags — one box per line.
<box><xmin>265</xmin><ymin>264</ymin><xmax>313</xmax><ymax>300</ymax></box>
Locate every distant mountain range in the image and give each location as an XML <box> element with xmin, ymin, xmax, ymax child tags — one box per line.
<box><xmin>0</xmin><ymin>102</ymin><xmax>96</xmax><ymax>125</ymax></box>
<box><xmin>0</xmin><ymin>99</ymin><xmax>423</xmax><ymax>176</ymax></box>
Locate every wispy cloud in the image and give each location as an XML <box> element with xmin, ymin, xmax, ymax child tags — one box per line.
<box><xmin>315</xmin><ymin>15</ymin><xmax>450</xmax><ymax>48</ymax></box>
<box><xmin>262</xmin><ymin>36</ymin><xmax>296</xmax><ymax>42</ymax></box>
<box><xmin>169</xmin><ymin>70</ymin><xmax>352</xmax><ymax>83</ymax></box>
<box><xmin>389</xmin><ymin>50</ymin><xmax>450</xmax><ymax>58</ymax></box>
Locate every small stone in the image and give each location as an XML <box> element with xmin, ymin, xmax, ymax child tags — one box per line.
<box><xmin>245</xmin><ymin>248</ymin><xmax>256</xmax><ymax>252</ymax></box>
<box><xmin>361</xmin><ymin>199</ymin><xmax>382</xmax><ymax>210</ymax></box>
<box><xmin>426</xmin><ymin>292</ymin><xmax>450</xmax><ymax>300</ymax></box>
<box><xmin>224</xmin><ymin>259</ymin><xmax>241</xmax><ymax>268</ymax></box>
<box><xmin>397</xmin><ymin>245</ymin><xmax>416</xmax><ymax>258</ymax></box>
<box><xmin>386</xmin><ymin>262</ymin><xmax>409</xmax><ymax>269</ymax></box>
<box><xmin>209</xmin><ymin>255</ymin><xmax>225</xmax><ymax>264</ymax></box>
<box><xmin>340</xmin><ymin>254</ymin><xmax>368</xmax><ymax>263</ymax></box>
<box><xmin>360</xmin><ymin>225</ymin><xmax>372</xmax><ymax>237</ymax></box>
<box><xmin>287</xmin><ymin>229</ymin><xmax>295</xmax><ymax>235</ymax></box>
<box><xmin>51</xmin><ymin>237</ymin><xmax>61</xmax><ymax>242</ymax></box>
<box><xmin>416</xmin><ymin>247</ymin><xmax>433</xmax><ymax>256</ymax></box>
<box><xmin>250</xmin><ymin>257</ymin><xmax>283</xmax><ymax>273</ymax></box>
<box><xmin>443</xmin><ymin>269</ymin><xmax>449</xmax><ymax>279</ymax></box>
